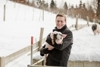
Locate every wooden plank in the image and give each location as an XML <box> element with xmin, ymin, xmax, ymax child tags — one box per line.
<box><xmin>0</xmin><ymin>57</ymin><xmax>5</xmax><ymax>67</ymax></box>
<box><xmin>68</xmin><ymin>61</ymin><xmax>74</xmax><ymax>67</ymax></box>
<box><xmin>75</xmin><ymin>15</ymin><xmax>79</xmax><ymax>30</ymax></box>
<box><xmin>38</xmin><ymin>28</ymin><xmax>44</xmax><ymax>50</ymax></box>
<box><xmin>75</xmin><ymin>61</ymin><xmax>83</xmax><ymax>67</ymax></box>
<box><xmin>91</xmin><ymin>62</ymin><xmax>97</xmax><ymax>67</ymax></box>
<box><xmin>3</xmin><ymin>5</ymin><xmax>6</xmax><ymax>21</ymax></box>
<box><xmin>96</xmin><ymin>62</ymin><xmax>100</xmax><ymax>67</ymax></box>
<box><xmin>27</xmin><ymin>65</ymin><xmax>61</xmax><ymax>67</ymax></box>
<box><xmin>5</xmin><ymin>42</ymin><xmax>38</xmax><ymax>65</ymax></box>
<box><xmin>33</xmin><ymin>59</ymin><xmax>43</xmax><ymax>65</ymax></box>
<box><xmin>84</xmin><ymin>61</ymin><xmax>92</xmax><ymax>67</ymax></box>
<box><xmin>87</xmin><ymin>16</ymin><xmax>90</xmax><ymax>26</ymax></box>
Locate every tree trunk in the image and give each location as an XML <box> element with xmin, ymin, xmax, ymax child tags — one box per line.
<box><xmin>97</xmin><ymin>0</ymin><xmax>100</xmax><ymax>21</ymax></box>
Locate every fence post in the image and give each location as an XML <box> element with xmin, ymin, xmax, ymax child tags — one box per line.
<box><xmin>75</xmin><ymin>15</ymin><xmax>78</xmax><ymax>30</ymax></box>
<box><xmin>38</xmin><ymin>27</ymin><xmax>44</xmax><ymax>50</ymax></box>
<box><xmin>3</xmin><ymin>5</ymin><xmax>6</xmax><ymax>21</ymax></box>
<box><xmin>0</xmin><ymin>57</ymin><xmax>5</xmax><ymax>67</ymax></box>
<box><xmin>42</xmin><ymin>10</ymin><xmax>44</xmax><ymax>21</ymax></box>
<box><xmin>87</xmin><ymin>16</ymin><xmax>90</xmax><ymax>26</ymax></box>
<box><xmin>32</xmin><ymin>8</ymin><xmax>34</xmax><ymax>21</ymax></box>
<box><xmin>30</xmin><ymin>36</ymin><xmax>34</xmax><ymax>65</ymax></box>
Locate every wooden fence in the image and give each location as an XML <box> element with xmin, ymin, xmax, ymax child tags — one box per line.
<box><xmin>0</xmin><ymin>28</ymin><xmax>46</xmax><ymax>67</ymax></box>
<box><xmin>27</xmin><ymin>61</ymin><xmax>100</xmax><ymax>67</ymax></box>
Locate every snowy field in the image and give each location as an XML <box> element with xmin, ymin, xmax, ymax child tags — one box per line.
<box><xmin>70</xmin><ymin>26</ymin><xmax>100</xmax><ymax>62</ymax></box>
<box><xmin>0</xmin><ymin>1</ymin><xmax>100</xmax><ymax>67</ymax></box>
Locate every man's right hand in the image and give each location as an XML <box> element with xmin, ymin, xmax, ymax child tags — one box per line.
<box><xmin>46</xmin><ymin>43</ymin><xmax>54</xmax><ymax>50</ymax></box>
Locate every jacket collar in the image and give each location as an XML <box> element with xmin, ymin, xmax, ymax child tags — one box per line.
<box><xmin>53</xmin><ymin>25</ymin><xmax>67</xmax><ymax>32</ymax></box>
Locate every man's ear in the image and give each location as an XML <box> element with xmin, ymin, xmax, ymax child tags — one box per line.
<box><xmin>62</xmin><ymin>34</ymin><xmax>67</xmax><ymax>38</ymax></box>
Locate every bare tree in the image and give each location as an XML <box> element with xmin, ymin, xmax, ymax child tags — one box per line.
<box><xmin>97</xmin><ymin>0</ymin><xmax>100</xmax><ymax>20</ymax></box>
<box><xmin>91</xmin><ymin>0</ymin><xmax>100</xmax><ymax>20</ymax></box>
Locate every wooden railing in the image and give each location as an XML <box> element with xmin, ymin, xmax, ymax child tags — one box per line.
<box><xmin>0</xmin><ymin>28</ymin><xmax>46</xmax><ymax>67</ymax></box>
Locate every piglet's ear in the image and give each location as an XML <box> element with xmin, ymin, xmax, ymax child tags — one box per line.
<box><xmin>62</xmin><ymin>34</ymin><xmax>67</xmax><ymax>38</ymax></box>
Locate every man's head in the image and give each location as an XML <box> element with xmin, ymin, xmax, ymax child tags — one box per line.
<box><xmin>55</xmin><ymin>13</ymin><xmax>66</xmax><ymax>29</ymax></box>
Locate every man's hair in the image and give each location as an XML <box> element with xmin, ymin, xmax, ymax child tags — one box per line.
<box><xmin>56</xmin><ymin>13</ymin><xmax>66</xmax><ymax>21</ymax></box>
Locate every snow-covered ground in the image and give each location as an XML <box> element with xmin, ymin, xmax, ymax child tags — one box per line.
<box><xmin>0</xmin><ymin>1</ymin><xmax>100</xmax><ymax>67</ymax></box>
<box><xmin>0</xmin><ymin>21</ymin><xmax>54</xmax><ymax>56</ymax></box>
<box><xmin>70</xmin><ymin>26</ymin><xmax>100</xmax><ymax>62</ymax></box>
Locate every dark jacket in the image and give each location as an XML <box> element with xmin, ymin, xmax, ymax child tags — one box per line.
<box><xmin>40</xmin><ymin>25</ymin><xmax>73</xmax><ymax>66</ymax></box>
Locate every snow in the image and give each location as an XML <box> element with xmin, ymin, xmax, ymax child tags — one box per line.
<box><xmin>69</xmin><ymin>26</ymin><xmax>100</xmax><ymax>62</ymax></box>
<box><xmin>0</xmin><ymin>1</ymin><xmax>100</xmax><ymax>67</ymax></box>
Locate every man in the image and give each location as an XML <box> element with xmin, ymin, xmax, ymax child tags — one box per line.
<box><xmin>40</xmin><ymin>13</ymin><xmax>73</xmax><ymax>67</ymax></box>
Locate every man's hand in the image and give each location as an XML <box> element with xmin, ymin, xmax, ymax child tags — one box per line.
<box><xmin>46</xmin><ymin>43</ymin><xmax>54</xmax><ymax>50</ymax></box>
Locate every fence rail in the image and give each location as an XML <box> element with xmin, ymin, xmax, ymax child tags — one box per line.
<box><xmin>0</xmin><ymin>27</ymin><xmax>46</xmax><ymax>67</ymax></box>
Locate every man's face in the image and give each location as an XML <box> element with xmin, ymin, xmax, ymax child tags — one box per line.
<box><xmin>55</xmin><ymin>16</ymin><xmax>66</xmax><ymax>29</ymax></box>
